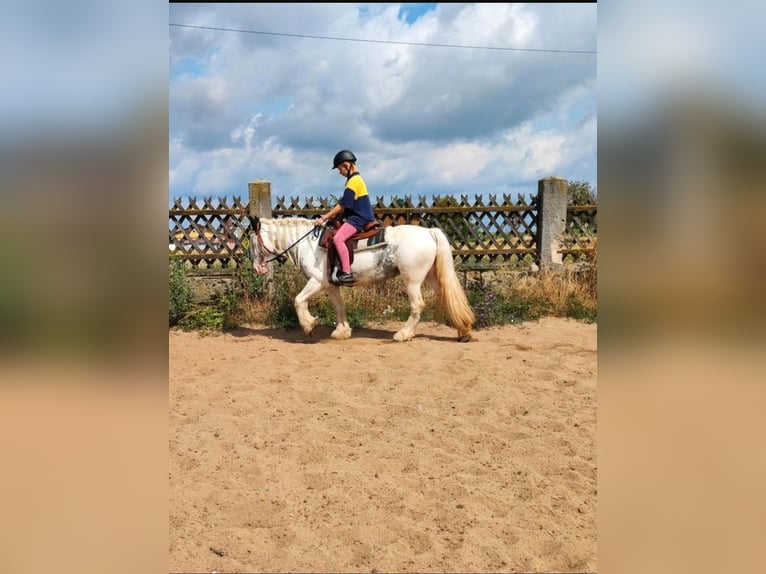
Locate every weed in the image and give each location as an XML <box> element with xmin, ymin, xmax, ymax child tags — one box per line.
<box><xmin>179</xmin><ymin>307</ymin><xmax>226</xmax><ymax>332</ymax></box>
<box><xmin>168</xmin><ymin>258</ymin><xmax>193</xmax><ymax>327</ymax></box>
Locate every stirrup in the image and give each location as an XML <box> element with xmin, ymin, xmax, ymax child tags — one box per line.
<box><xmin>336</xmin><ymin>271</ymin><xmax>355</xmax><ymax>284</ymax></box>
<box><xmin>330</xmin><ymin>267</ymin><xmax>354</xmax><ymax>285</ymax></box>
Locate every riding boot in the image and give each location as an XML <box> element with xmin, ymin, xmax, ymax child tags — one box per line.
<box><xmin>336</xmin><ymin>271</ymin><xmax>355</xmax><ymax>284</ymax></box>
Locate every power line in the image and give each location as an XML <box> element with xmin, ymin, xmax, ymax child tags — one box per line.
<box><xmin>169</xmin><ymin>23</ymin><xmax>596</xmax><ymax>55</ymax></box>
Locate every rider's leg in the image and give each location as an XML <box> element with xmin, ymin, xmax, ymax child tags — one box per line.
<box><xmin>332</xmin><ymin>223</ymin><xmax>357</xmax><ymax>273</ymax></box>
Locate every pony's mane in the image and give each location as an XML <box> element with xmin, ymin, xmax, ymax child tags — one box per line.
<box><xmin>264</xmin><ymin>216</ymin><xmax>314</xmax><ymax>227</ymax></box>
<box><xmin>261</xmin><ymin>217</ymin><xmax>316</xmax><ymax>249</ymax></box>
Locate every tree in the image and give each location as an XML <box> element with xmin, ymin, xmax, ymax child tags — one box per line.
<box><xmin>431</xmin><ymin>195</ymin><xmax>472</xmax><ymax>245</ymax></box>
<box><xmin>568</xmin><ymin>180</ymin><xmax>597</xmax><ymax>205</ymax></box>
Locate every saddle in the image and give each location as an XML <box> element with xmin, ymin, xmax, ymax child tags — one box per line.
<box><xmin>319</xmin><ymin>218</ymin><xmax>386</xmax><ymax>283</ymax></box>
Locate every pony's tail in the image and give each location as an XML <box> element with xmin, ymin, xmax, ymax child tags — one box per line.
<box><xmin>430</xmin><ymin>228</ymin><xmax>476</xmax><ymax>342</ymax></box>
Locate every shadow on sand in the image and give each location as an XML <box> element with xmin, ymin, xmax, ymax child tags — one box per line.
<box><xmin>226</xmin><ymin>323</ymin><xmax>459</xmax><ymax>344</ymax></box>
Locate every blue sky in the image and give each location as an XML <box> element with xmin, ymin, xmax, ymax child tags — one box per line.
<box><xmin>169</xmin><ymin>3</ymin><xmax>597</xmax><ymax>204</ymax></box>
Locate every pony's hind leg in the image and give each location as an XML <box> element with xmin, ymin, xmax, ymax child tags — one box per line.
<box><xmin>394</xmin><ymin>279</ymin><xmax>426</xmax><ymax>342</ymax></box>
<box><xmin>326</xmin><ymin>286</ymin><xmax>352</xmax><ymax>340</ymax></box>
<box><xmin>294</xmin><ymin>277</ymin><xmax>324</xmax><ymax>336</ymax></box>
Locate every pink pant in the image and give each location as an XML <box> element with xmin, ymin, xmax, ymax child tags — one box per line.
<box><xmin>333</xmin><ymin>222</ymin><xmax>358</xmax><ymax>272</ymax></box>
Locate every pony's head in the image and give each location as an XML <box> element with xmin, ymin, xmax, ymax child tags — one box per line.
<box><xmin>247</xmin><ymin>216</ymin><xmax>271</xmax><ymax>275</ymax></box>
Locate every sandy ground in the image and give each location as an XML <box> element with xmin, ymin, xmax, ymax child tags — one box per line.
<box><xmin>169</xmin><ymin>318</ymin><xmax>597</xmax><ymax>573</ymax></box>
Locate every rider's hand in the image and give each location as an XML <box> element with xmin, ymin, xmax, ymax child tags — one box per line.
<box><xmin>315</xmin><ymin>217</ymin><xmax>325</xmax><ymax>227</ymax></box>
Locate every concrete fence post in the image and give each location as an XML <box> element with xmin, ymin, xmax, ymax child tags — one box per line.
<box><xmin>248</xmin><ymin>180</ymin><xmax>274</xmax><ymax>287</ymax></box>
<box><xmin>248</xmin><ymin>180</ymin><xmax>272</xmax><ymax>218</ymax></box>
<box><xmin>537</xmin><ymin>177</ymin><xmax>568</xmax><ymax>270</ymax></box>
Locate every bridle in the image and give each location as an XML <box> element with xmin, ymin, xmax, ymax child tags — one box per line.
<box><xmin>247</xmin><ymin>215</ymin><xmax>319</xmax><ymax>266</ymax></box>
<box><xmin>247</xmin><ymin>215</ymin><xmax>286</xmax><ymax>265</ymax></box>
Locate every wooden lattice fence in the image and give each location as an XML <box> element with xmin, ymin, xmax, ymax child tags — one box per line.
<box><xmin>562</xmin><ymin>204</ymin><xmax>598</xmax><ymax>261</ymax></box>
<box><xmin>168</xmin><ymin>177</ymin><xmax>596</xmax><ymax>273</ymax></box>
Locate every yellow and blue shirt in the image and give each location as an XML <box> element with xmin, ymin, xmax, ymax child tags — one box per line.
<box><xmin>340</xmin><ymin>172</ymin><xmax>376</xmax><ymax>230</ymax></box>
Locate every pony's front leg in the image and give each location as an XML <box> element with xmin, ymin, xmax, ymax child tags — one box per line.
<box><xmin>294</xmin><ymin>277</ymin><xmax>324</xmax><ymax>336</ymax></box>
<box><xmin>326</xmin><ymin>285</ymin><xmax>352</xmax><ymax>340</ymax></box>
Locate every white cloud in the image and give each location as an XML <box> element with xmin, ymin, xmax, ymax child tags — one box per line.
<box><xmin>169</xmin><ymin>3</ymin><xmax>597</xmax><ymax>201</ymax></box>
<box><xmin>426</xmin><ymin>143</ymin><xmax>491</xmax><ymax>185</ymax></box>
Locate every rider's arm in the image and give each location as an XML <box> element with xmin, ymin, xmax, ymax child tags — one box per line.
<box><xmin>317</xmin><ymin>203</ymin><xmax>344</xmax><ymax>225</ymax></box>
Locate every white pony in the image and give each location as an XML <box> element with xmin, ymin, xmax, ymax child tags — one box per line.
<box><xmin>247</xmin><ymin>216</ymin><xmax>475</xmax><ymax>342</ymax></box>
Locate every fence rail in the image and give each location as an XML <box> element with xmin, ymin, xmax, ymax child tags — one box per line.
<box><xmin>169</xmin><ymin>177</ymin><xmax>596</xmax><ymax>273</ymax></box>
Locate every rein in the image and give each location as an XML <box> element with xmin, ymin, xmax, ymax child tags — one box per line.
<box><xmin>248</xmin><ymin>216</ymin><xmax>320</xmax><ymax>265</ymax></box>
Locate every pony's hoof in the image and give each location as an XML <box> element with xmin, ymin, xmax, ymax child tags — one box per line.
<box><xmin>303</xmin><ymin>320</ymin><xmax>318</xmax><ymax>336</ymax></box>
<box><xmin>458</xmin><ymin>333</ymin><xmax>472</xmax><ymax>343</ymax></box>
<box><xmin>330</xmin><ymin>326</ymin><xmax>352</xmax><ymax>340</ymax></box>
<box><xmin>393</xmin><ymin>330</ymin><xmax>413</xmax><ymax>342</ymax></box>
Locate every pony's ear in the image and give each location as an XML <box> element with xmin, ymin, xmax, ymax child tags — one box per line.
<box><xmin>248</xmin><ymin>216</ymin><xmax>260</xmax><ymax>232</ymax></box>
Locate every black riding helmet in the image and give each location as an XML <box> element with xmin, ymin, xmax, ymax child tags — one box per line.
<box><xmin>332</xmin><ymin>149</ymin><xmax>357</xmax><ymax>169</ymax></box>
